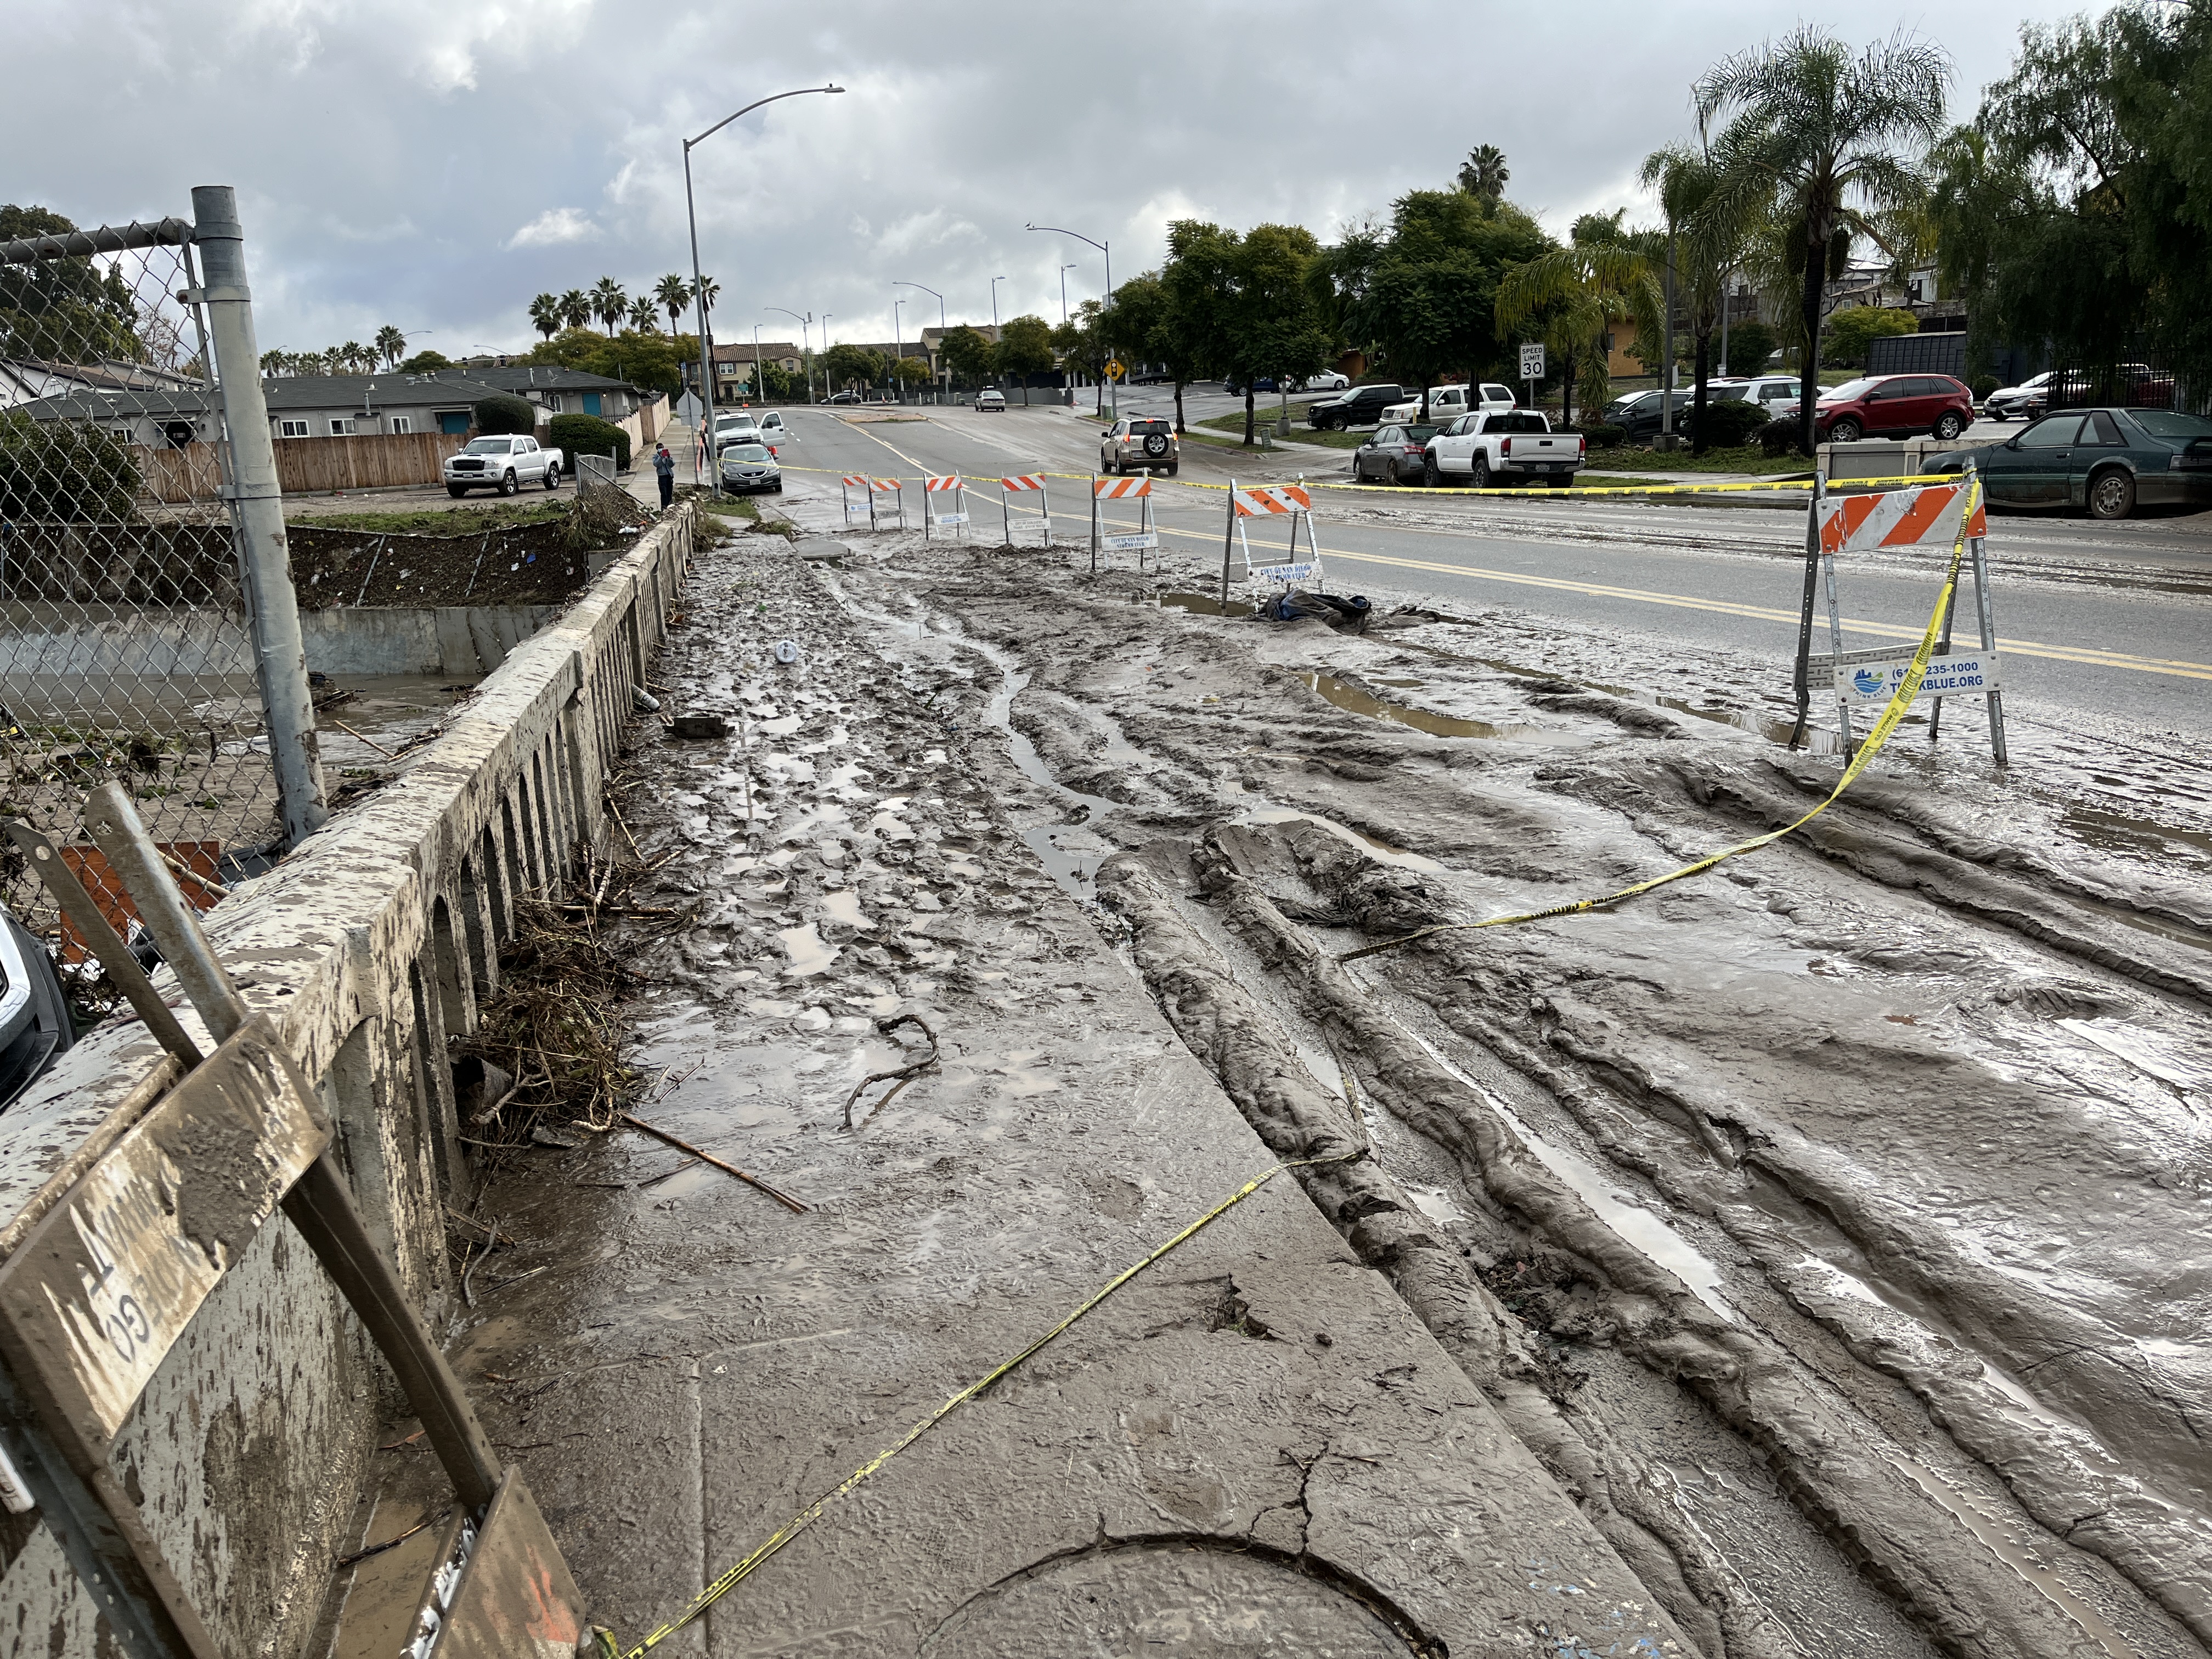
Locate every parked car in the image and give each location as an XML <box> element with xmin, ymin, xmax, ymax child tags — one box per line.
<box><xmin>1306</xmin><ymin>383</ymin><xmax>1405</xmax><ymax>431</ymax></box>
<box><xmin>1601</xmin><ymin>389</ymin><xmax>1698</xmax><ymax>442</ymax></box>
<box><xmin>1380</xmin><ymin>382</ymin><xmax>1515</xmax><ymax>425</ymax></box>
<box><xmin>1925</xmin><ymin>407</ymin><xmax>2212</xmax><ymax>520</ymax></box>
<box><xmin>1424</xmin><ymin>409</ymin><xmax>1584</xmax><ymax>488</ymax></box>
<box><xmin>444</xmin><ymin>434</ymin><xmax>562</xmax><ymax>496</ymax></box>
<box><xmin>714</xmin><ymin>411</ymin><xmax>760</xmax><ymax>448</ymax></box>
<box><xmin>1709</xmin><ymin>375</ymin><xmax>1801</xmax><ymax>414</ymax></box>
<box><xmin>1983</xmin><ymin>370</ymin><xmax>2065</xmax><ymax>422</ymax></box>
<box><xmin>827</xmin><ymin>389</ymin><xmax>863</xmax><ymax>405</ymax></box>
<box><xmin>718</xmin><ymin>440</ymin><xmax>782</xmax><ymax>494</ymax></box>
<box><xmin>1221</xmin><ymin>375</ymin><xmax>1279</xmax><ymax>396</ymax></box>
<box><xmin>0</xmin><ymin>909</ymin><xmax>74</xmax><ymax>1113</ymax></box>
<box><xmin>1100</xmin><ymin>415</ymin><xmax>1180</xmax><ymax>476</ymax></box>
<box><xmin>974</xmin><ymin>389</ymin><xmax>1007</xmax><ymax>411</ymax></box>
<box><xmin>1778</xmin><ymin>373</ymin><xmax>1977</xmax><ymax>442</ymax></box>
<box><xmin>1353</xmin><ymin>424</ymin><xmax>1441</xmax><ymax>484</ymax></box>
<box><xmin>1301</xmin><ymin>370</ymin><xmax>1350</xmax><ymax>391</ymax></box>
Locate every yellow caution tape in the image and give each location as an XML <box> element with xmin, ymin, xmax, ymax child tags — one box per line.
<box><xmin>1338</xmin><ymin>472</ymin><xmax>1983</xmax><ymax>963</ymax></box>
<box><xmin>605</xmin><ymin>1145</ymin><xmax>1367</xmax><ymax>1656</ymax></box>
<box><xmin>779</xmin><ymin>462</ymin><xmax>1964</xmax><ymax>500</ymax></box>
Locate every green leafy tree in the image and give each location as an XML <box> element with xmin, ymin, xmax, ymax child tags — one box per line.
<box><xmin>992</xmin><ymin>316</ymin><xmax>1056</xmax><ymax>388</ymax></box>
<box><xmin>1458</xmin><ymin>144</ymin><xmax>1510</xmax><ymax>206</ymax></box>
<box><xmin>939</xmin><ymin>324</ymin><xmax>996</xmax><ymax>387</ymax></box>
<box><xmin>0</xmin><ymin>204</ymin><xmax>141</xmax><ymax>364</ymax></box>
<box><xmin>1697</xmin><ymin>27</ymin><xmax>1951</xmax><ymax>452</ymax></box>
<box><xmin>1933</xmin><ymin>5</ymin><xmax>2212</xmax><ymax>387</ymax></box>
<box><xmin>522</xmin><ymin>326</ymin><xmax>690</xmax><ymax>397</ymax></box>
<box><xmin>528</xmin><ymin>293</ymin><xmax>562</xmax><ymax>342</ymax></box>
<box><xmin>1821</xmin><ymin>304</ymin><xmax>1919</xmax><ymax>366</ymax></box>
<box><xmin>1725</xmin><ymin>318</ymin><xmax>1778</xmax><ymax>374</ymax></box>
<box><xmin>0</xmin><ymin>413</ymin><xmax>140</xmax><ymax>521</ymax></box>
<box><xmin>398</xmin><ymin>349</ymin><xmax>454</xmax><ymax>373</ymax></box>
<box><xmin>1052</xmin><ymin>301</ymin><xmax>1111</xmax><ymax>415</ymax></box>
<box><xmin>891</xmin><ymin>354</ymin><xmax>931</xmax><ymax>397</ymax></box>
<box><xmin>1160</xmin><ymin>220</ymin><xmax>1246</xmax><ymax>425</ymax></box>
<box><xmin>1104</xmin><ymin>269</ymin><xmax>1200</xmax><ymax>431</ymax></box>
<box><xmin>1210</xmin><ymin>224</ymin><xmax>1335</xmax><ymax>443</ymax></box>
<box><xmin>823</xmin><ymin>342</ymin><xmax>887</xmax><ymax>394</ymax></box>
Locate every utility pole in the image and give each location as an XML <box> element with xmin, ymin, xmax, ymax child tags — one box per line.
<box><xmin>893</xmin><ymin>299</ymin><xmax>904</xmax><ymax>405</ymax></box>
<box><xmin>1660</xmin><ymin>230</ymin><xmax>1677</xmax><ymax>447</ymax></box>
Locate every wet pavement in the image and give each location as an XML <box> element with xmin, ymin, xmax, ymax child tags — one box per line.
<box><xmin>332</xmin><ymin>482</ymin><xmax>2212</xmax><ymax>1657</ymax></box>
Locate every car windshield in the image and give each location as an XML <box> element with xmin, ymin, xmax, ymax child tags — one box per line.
<box><xmin>1821</xmin><ymin>379</ymin><xmax>1877</xmax><ymax>401</ymax></box>
<box><xmin>723</xmin><ymin>443</ymin><xmax>771</xmax><ymax>462</ymax></box>
<box><xmin>462</xmin><ymin>437</ymin><xmax>512</xmax><ymax>453</ymax></box>
<box><xmin>2130</xmin><ymin>411</ymin><xmax>2212</xmax><ymax>439</ymax></box>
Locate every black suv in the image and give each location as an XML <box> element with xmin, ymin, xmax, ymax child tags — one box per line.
<box><xmin>1307</xmin><ymin>383</ymin><xmax>1404</xmax><ymax>431</ymax></box>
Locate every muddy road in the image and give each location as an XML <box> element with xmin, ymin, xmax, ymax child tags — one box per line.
<box><xmin>404</xmin><ymin>493</ymin><xmax>2212</xmax><ymax>1658</ymax></box>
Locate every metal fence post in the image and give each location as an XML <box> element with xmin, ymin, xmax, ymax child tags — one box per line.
<box><xmin>191</xmin><ymin>185</ymin><xmax>328</xmax><ymax>848</ymax></box>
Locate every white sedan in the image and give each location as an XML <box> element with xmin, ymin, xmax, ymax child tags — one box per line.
<box><xmin>1299</xmin><ymin>371</ymin><xmax>1350</xmax><ymax>391</ymax></box>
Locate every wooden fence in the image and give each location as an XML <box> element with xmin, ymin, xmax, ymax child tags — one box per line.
<box><xmin>136</xmin><ymin>432</ymin><xmax>468</xmax><ymax>503</ymax></box>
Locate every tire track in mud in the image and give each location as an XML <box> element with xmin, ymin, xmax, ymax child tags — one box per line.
<box><xmin>864</xmin><ymin>545</ymin><xmax>2212</xmax><ymax>1659</ymax></box>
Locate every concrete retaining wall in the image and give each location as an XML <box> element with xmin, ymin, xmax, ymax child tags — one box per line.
<box><xmin>0</xmin><ymin>504</ymin><xmax>695</xmax><ymax>1654</ymax></box>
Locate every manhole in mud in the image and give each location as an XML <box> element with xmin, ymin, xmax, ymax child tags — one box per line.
<box><xmin>923</xmin><ymin>1541</ymin><xmax>1429</xmax><ymax>1657</ymax></box>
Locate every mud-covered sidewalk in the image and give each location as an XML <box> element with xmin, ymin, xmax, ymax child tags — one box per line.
<box><xmin>353</xmin><ymin>500</ymin><xmax>2211</xmax><ymax>1658</ymax></box>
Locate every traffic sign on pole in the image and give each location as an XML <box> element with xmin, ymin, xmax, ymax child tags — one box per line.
<box><xmin>1104</xmin><ymin>359</ymin><xmax>1125</xmax><ymax>382</ymax></box>
<box><xmin>1518</xmin><ymin>342</ymin><xmax>1545</xmax><ymax>380</ymax></box>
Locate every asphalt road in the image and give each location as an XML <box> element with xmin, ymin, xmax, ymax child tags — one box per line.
<box><xmin>753</xmin><ymin>404</ymin><xmax>2212</xmax><ymax>741</ymax></box>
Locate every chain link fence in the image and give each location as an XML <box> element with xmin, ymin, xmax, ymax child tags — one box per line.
<box><xmin>0</xmin><ymin>192</ymin><xmax>321</xmax><ymax>949</ymax></box>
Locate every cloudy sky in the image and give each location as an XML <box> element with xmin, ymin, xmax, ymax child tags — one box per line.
<box><xmin>7</xmin><ymin>1</ymin><xmax>2113</xmax><ymax>360</ymax></box>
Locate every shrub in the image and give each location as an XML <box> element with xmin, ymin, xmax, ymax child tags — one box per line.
<box><xmin>1758</xmin><ymin>417</ymin><xmax>1804</xmax><ymax>458</ymax></box>
<box><xmin>1972</xmin><ymin>375</ymin><xmax>1999</xmax><ymax>400</ymax></box>
<box><xmin>1724</xmin><ymin>320</ymin><xmax>1779</xmax><ymax>374</ymax></box>
<box><xmin>1689</xmin><ymin>397</ymin><xmax>1771</xmax><ymax>448</ymax></box>
<box><xmin>0</xmin><ymin>414</ymin><xmax>140</xmax><ymax>521</ymax></box>
<box><xmin>1821</xmin><ymin>306</ymin><xmax>1918</xmax><ymax>369</ymax></box>
<box><xmin>547</xmin><ymin>412</ymin><xmax>630</xmax><ymax>471</ymax></box>
<box><xmin>1574</xmin><ymin>423</ymin><xmax>1627</xmax><ymax>449</ymax></box>
<box><xmin>473</xmin><ymin>394</ymin><xmax>538</xmax><ymax>435</ymax></box>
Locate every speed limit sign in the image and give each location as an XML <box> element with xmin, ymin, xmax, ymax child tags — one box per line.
<box><xmin>1519</xmin><ymin>342</ymin><xmax>1545</xmax><ymax>380</ymax></box>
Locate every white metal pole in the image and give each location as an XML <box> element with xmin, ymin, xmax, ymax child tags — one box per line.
<box><xmin>193</xmin><ymin>185</ymin><xmax>327</xmax><ymax>847</ymax></box>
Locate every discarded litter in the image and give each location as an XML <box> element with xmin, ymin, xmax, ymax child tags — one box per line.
<box><xmin>774</xmin><ymin>639</ymin><xmax>802</xmax><ymax>665</ymax></box>
<box><xmin>668</xmin><ymin>714</ymin><xmax>731</xmax><ymax>740</ymax></box>
<box><xmin>1259</xmin><ymin>590</ymin><xmax>1370</xmax><ymax>633</ymax></box>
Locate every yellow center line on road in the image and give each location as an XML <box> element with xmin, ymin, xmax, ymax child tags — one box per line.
<box><xmin>1040</xmin><ymin>505</ymin><xmax>2212</xmax><ymax>684</ymax></box>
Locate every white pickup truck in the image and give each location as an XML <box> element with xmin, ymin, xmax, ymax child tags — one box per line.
<box><xmin>1422</xmin><ymin>409</ymin><xmax>1584</xmax><ymax>488</ymax></box>
<box><xmin>443</xmin><ymin>434</ymin><xmax>563</xmax><ymax>496</ymax></box>
<box><xmin>1381</xmin><ymin>381</ymin><xmax>1516</xmax><ymax>426</ymax></box>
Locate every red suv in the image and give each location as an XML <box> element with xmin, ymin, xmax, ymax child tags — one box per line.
<box><xmin>1780</xmin><ymin>374</ymin><xmax>1977</xmax><ymax>443</ymax></box>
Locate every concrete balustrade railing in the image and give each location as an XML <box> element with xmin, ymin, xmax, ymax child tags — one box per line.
<box><xmin>0</xmin><ymin>504</ymin><xmax>695</xmax><ymax>1653</ymax></box>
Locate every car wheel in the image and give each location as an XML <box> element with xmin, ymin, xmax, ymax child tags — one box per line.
<box><xmin>1471</xmin><ymin>455</ymin><xmax>1491</xmax><ymax>490</ymax></box>
<box><xmin>500</xmin><ymin>469</ymin><xmax>518</xmax><ymax>495</ymax></box>
<box><xmin>447</xmin><ymin>484</ymin><xmax>467</xmax><ymax>498</ymax></box>
<box><xmin>2087</xmin><ymin>467</ymin><xmax>2136</xmax><ymax>521</ymax></box>
<box><xmin>1422</xmin><ymin>455</ymin><xmax>1442</xmax><ymax>487</ymax></box>
<box><xmin>1933</xmin><ymin>412</ymin><xmax>1966</xmax><ymax>441</ymax></box>
<box><xmin>1829</xmin><ymin>417</ymin><xmax>1863</xmax><ymax>443</ymax></box>
<box><xmin>543</xmin><ymin>463</ymin><xmax>561</xmax><ymax>489</ymax></box>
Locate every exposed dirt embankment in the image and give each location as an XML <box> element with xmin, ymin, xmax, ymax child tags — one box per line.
<box><xmin>768</xmin><ymin>506</ymin><xmax>2212</xmax><ymax>1659</ymax></box>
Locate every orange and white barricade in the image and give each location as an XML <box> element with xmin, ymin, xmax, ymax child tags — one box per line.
<box><xmin>1218</xmin><ymin>479</ymin><xmax>1322</xmax><ymax>605</ymax></box>
<box><xmin>1793</xmin><ymin>459</ymin><xmax>2004</xmax><ymax>760</ymax></box>
<box><xmin>839</xmin><ymin>474</ymin><xmax>872</xmax><ymax>525</ymax></box>
<box><xmin>1000</xmin><ymin>473</ymin><xmax>1051</xmax><ymax>548</ymax></box>
<box><xmin>868</xmin><ymin>476</ymin><xmax>906</xmax><ymax>533</ymax></box>
<box><xmin>1088</xmin><ymin>473</ymin><xmax>1159</xmax><ymax>573</ymax></box>
<box><xmin>922</xmin><ymin>474</ymin><xmax>968</xmax><ymax>541</ymax></box>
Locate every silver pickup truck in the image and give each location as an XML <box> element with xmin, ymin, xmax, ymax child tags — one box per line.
<box><xmin>443</xmin><ymin>434</ymin><xmax>563</xmax><ymax>496</ymax></box>
<box><xmin>1422</xmin><ymin>409</ymin><xmax>1584</xmax><ymax>488</ymax></box>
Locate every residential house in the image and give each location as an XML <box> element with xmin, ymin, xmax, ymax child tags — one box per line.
<box><xmin>708</xmin><ymin>341</ymin><xmax>802</xmax><ymax>400</ymax></box>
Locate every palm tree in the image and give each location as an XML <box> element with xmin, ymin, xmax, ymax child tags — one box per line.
<box><xmin>1459</xmin><ymin>144</ymin><xmax>1510</xmax><ymax>205</ymax></box>
<box><xmin>337</xmin><ymin>341</ymin><xmax>370</xmax><ymax>373</ymax></box>
<box><xmin>1695</xmin><ymin>27</ymin><xmax>1949</xmax><ymax>453</ymax></box>
<box><xmin>1496</xmin><ymin>234</ymin><xmax>1663</xmax><ymax>430</ymax></box>
<box><xmin>627</xmin><ymin>294</ymin><xmax>658</xmax><ymax>333</ymax></box>
<box><xmin>653</xmin><ymin>273</ymin><xmax>693</xmax><ymax>334</ymax></box>
<box><xmin>374</xmin><ymin>324</ymin><xmax>406</xmax><ymax>368</ymax></box>
<box><xmin>528</xmin><ymin>293</ymin><xmax>562</xmax><ymax>342</ymax></box>
<box><xmin>590</xmin><ymin>277</ymin><xmax>627</xmax><ymax>335</ymax></box>
<box><xmin>693</xmin><ymin>275</ymin><xmax>720</xmax><ymax>323</ymax></box>
<box><xmin>560</xmin><ymin>289</ymin><xmax>590</xmax><ymax>332</ymax></box>
<box><xmin>1641</xmin><ymin>144</ymin><xmax>1755</xmax><ymax>453</ymax></box>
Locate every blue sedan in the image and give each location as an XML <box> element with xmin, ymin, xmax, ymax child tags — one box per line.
<box><xmin>1927</xmin><ymin>407</ymin><xmax>2212</xmax><ymax>519</ymax></box>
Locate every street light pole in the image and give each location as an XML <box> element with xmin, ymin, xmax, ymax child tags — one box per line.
<box><xmin>766</xmin><ymin>306</ymin><xmax>814</xmax><ymax>404</ymax></box>
<box><xmin>990</xmin><ymin>275</ymin><xmax>1004</xmax><ymax>331</ymax></box>
<box><xmin>1029</xmin><ymin>223</ymin><xmax>1114</xmax><ymax>415</ymax></box>
<box><xmin>1058</xmin><ymin>263</ymin><xmax>1076</xmax><ymax>325</ymax></box>
<box><xmin>895</xmin><ymin>281</ymin><xmax>944</xmax><ymax>397</ymax></box>
<box><xmin>893</xmin><ymin>299</ymin><xmax>904</xmax><ymax>405</ymax></box>
<box><xmin>683</xmin><ymin>81</ymin><xmax>843</xmax><ymax>490</ymax></box>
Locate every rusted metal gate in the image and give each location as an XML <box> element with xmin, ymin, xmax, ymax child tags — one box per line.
<box><xmin>0</xmin><ymin>782</ymin><xmax>586</xmax><ymax>1657</ymax></box>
